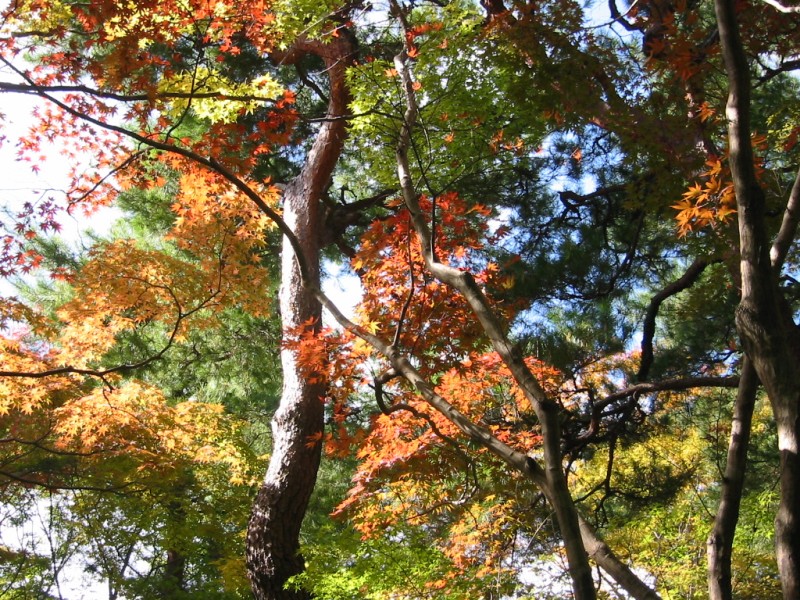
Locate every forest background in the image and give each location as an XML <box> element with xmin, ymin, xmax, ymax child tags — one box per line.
<box><xmin>0</xmin><ymin>1</ymin><xmax>799</xmax><ymax>599</ymax></box>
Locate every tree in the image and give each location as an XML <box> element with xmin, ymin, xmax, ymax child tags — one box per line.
<box><xmin>1</xmin><ymin>1</ymin><xmax>800</xmax><ymax>599</ymax></box>
<box><xmin>713</xmin><ymin>1</ymin><xmax>800</xmax><ymax>597</ymax></box>
<box><xmin>245</xmin><ymin>30</ymin><xmax>355</xmax><ymax>599</ymax></box>
<box><xmin>2</xmin><ymin>1</ymin><xmax>344</xmax><ymax>597</ymax></box>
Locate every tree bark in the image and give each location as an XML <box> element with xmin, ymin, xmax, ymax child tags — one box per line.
<box><xmin>578</xmin><ymin>515</ymin><xmax>662</xmax><ymax>600</ymax></box>
<box><xmin>706</xmin><ymin>163</ymin><xmax>798</xmax><ymax>598</ymax></box>
<box><xmin>161</xmin><ymin>549</ymin><xmax>186</xmax><ymax>597</ymax></box>
<box><xmin>245</xmin><ymin>34</ymin><xmax>353</xmax><ymax>600</ymax></box>
<box><xmin>707</xmin><ymin>357</ymin><xmax>757</xmax><ymax>600</ymax></box>
<box><xmin>714</xmin><ymin>1</ymin><xmax>800</xmax><ymax>597</ymax></box>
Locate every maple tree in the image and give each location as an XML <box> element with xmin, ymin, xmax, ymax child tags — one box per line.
<box><xmin>1</xmin><ymin>0</ymin><xmax>800</xmax><ymax>599</ymax></box>
<box><xmin>0</xmin><ymin>181</ymin><xmax>273</xmax><ymax>595</ymax></box>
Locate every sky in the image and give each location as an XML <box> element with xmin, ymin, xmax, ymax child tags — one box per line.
<box><xmin>0</xmin><ymin>82</ymin><xmax>121</xmax><ymax>295</ymax></box>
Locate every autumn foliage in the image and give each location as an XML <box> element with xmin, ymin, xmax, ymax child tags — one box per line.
<box><xmin>1</xmin><ymin>0</ymin><xmax>800</xmax><ymax>598</ymax></box>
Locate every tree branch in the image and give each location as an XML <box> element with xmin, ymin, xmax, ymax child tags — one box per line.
<box><xmin>599</xmin><ymin>375</ymin><xmax>740</xmax><ymax>409</ymax></box>
<box><xmin>638</xmin><ymin>257</ymin><xmax>715</xmax><ymax>381</ymax></box>
<box><xmin>0</xmin><ymin>79</ymin><xmax>279</xmax><ymax>104</ymax></box>
<box><xmin>759</xmin><ymin>0</ymin><xmax>800</xmax><ymax>12</ymax></box>
<box><xmin>757</xmin><ymin>59</ymin><xmax>800</xmax><ymax>83</ymax></box>
<box><xmin>0</xmin><ymin>265</ymin><xmax>224</xmax><ymax>387</ymax></box>
<box><xmin>770</xmin><ymin>165</ymin><xmax>800</xmax><ymax>270</ymax></box>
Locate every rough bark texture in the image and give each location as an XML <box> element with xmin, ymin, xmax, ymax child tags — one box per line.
<box><xmin>707</xmin><ymin>358</ymin><xmax>757</xmax><ymax>600</ymax></box>
<box><xmin>245</xmin><ymin>34</ymin><xmax>353</xmax><ymax>600</ymax></box>
<box><xmin>714</xmin><ymin>1</ymin><xmax>800</xmax><ymax>597</ymax></box>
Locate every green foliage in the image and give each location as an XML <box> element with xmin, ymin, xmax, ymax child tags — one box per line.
<box><xmin>269</xmin><ymin>0</ymin><xmax>345</xmax><ymax>48</ymax></box>
<box><xmin>3</xmin><ymin>0</ymin><xmax>800</xmax><ymax>597</ymax></box>
<box><xmin>647</xmin><ymin>262</ymin><xmax>739</xmax><ymax>377</ymax></box>
<box><xmin>0</xmin><ymin>162</ymin><xmax>279</xmax><ymax>596</ymax></box>
<box><xmin>345</xmin><ymin>0</ymin><xmax>552</xmax><ymax>198</ymax></box>
<box><xmin>0</xmin><ymin>473</ymin><xmax>257</xmax><ymax>599</ymax></box>
<box><xmin>574</xmin><ymin>390</ymin><xmax>781</xmax><ymax>599</ymax></box>
<box><xmin>294</xmin><ymin>523</ymin><xmax>516</xmax><ymax>600</ymax></box>
<box><xmin>0</xmin><ymin>489</ymin><xmax>62</xmax><ymax>599</ymax></box>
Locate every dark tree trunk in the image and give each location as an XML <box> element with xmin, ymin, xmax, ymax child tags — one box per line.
<box><xmin>707</xmin><ymin>358</ymin><xmax>757</xmax><ymax>600</ymax></box>
<box><xmin>161</xmin><ymin>549</ymin><xmax>186</xmax><ymax>598</ymax></box>
<box><xmin>714</xmin><ymin>1</ymin><xmax>800</xmax><ymax>597</ymax></box>
<box><xmin>245</xmin><ymin>33</ymin><xmax>354</xmax><ymax>600</ymax></box>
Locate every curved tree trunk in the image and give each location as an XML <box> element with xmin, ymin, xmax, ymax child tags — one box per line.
<box><xmin>246</xmin><ymin>33</ymin><xmax>354</xmax><ymax>600</ymax></box>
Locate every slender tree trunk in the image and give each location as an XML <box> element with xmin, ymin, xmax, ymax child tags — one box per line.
<box><xmin>707</xmin><ymin>358</ymin><xmax>757</xmax><ymax>600</ymax></box>
<box><xmin>245</xmin><ymin>34</ymin><xmax>353</xmax><ymax>600</ymax></box>
<box><xmin>578</xmin><ymin>515</ymin><xmax>661</xmax><ymax>600</ymax></box>
<box><xmin>714</xmin><ymin>1</ymin><xmax>800</xmax><ymax>597</ymax></box>
<box><xmin>391</xmin><ymin>38</ymin><xmax>594</xmax><ymax>598</ymax></box>
<box><xmin>773</xmin><ymin>415</ymin><xmax>800</xmax><ymax>600</ymax></box>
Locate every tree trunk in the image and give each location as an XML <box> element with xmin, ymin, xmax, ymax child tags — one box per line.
<box><xmin>161</xmin><ymin>549</ymin><xmax>186</xmax><ymax>598</ymax></box>
<box><xmin>714</xmin><ymin>1</ymin><xmax>800</xmax><ymax>597</ymax></box>
<box><xmin>578</xmin><ymin>515</ymin><xmax>662</xmax><ymax>600</ymax></box>
<box><xmin>707</xmin><ymin>358</ymin><xmax>757</xmax><ymax>600</ymax></box>
<box><xmin>391</xmin><ymin>44</ymin><xmax>595</xmax><ymax>599</ymax></box>
<box><xmin>246</xmin><ymin>272</ymin><xmax>325</xmax><ymax>600</ymax></box>
<box><xmin>245</xmin><ymin>34</ymin><xmax>353</xmax><ymax>600</ymax></box>
<box><xmin>773</xmin><ymin>417</ymin><xmax>800</xmax><ymax>599</ymax></box>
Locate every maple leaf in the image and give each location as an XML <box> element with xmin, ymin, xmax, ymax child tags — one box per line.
<box><xmin>305</xmin><ymin>431</ymin><xmax>323</xmax><ymax>449</ymax></box>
